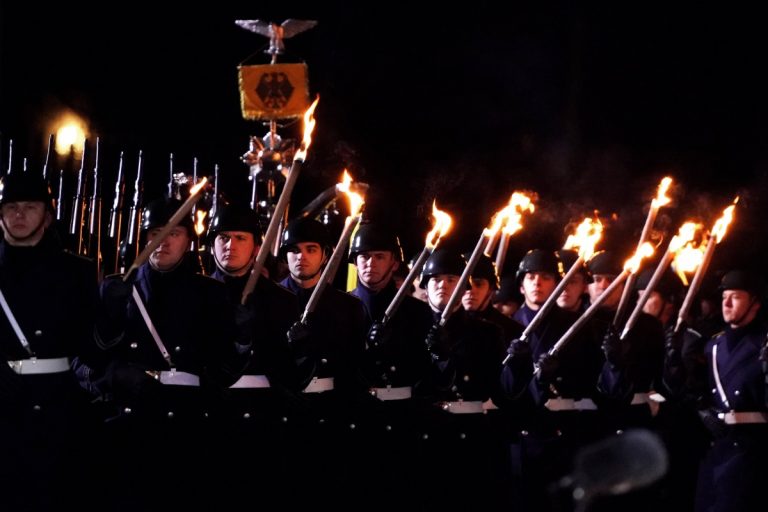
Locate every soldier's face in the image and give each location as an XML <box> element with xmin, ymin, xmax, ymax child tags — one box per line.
<box><xmin>427</xmin><ymin>274</ymin><xmax>459</xmax><ymax>312</ymax></box>
<box><xmin>640</xmin><ymin>290</ymin><xmax>665</xmax><ymax>319</ymax></box>
<box><xmin>286</xmin><ymin>242</ymin><xmax>326</xmax><ymax>281</ymax></box>
<box><xmin>520</xmin><ymin>272</ymin><xmax>556</xmax><ymax>308</ymax></box>
<box><xmin>722</xmin><ymin>289</ymin><xmax>759</xmax><ymax>327</ymax></box>
<box><xmin>147</xmin><ymin>226</ymin><xmax>190</xmax><ymax>271</ymax></box>
<box><xmin>588</xmin><ymin>274</ymin><xmax>623</xmax><ymax>309</ymax></box>
<box><xmin>557</xmin><ymin>273</ymin><xmax>587</xmax><ymax>312</ymax></box>
<box><xmin>462</xmin><ymin>277</ymin><xmax>492</xmax><ymax>311</ymax></box>
<box><xmin>355</xmin><ymin>250</ymin><xmax>398</xmax><ymax>291</ymax></box>
<box><xmin>0</xmin><ymin>201</ymin><xmax>50</xmax><ymax>246</ymax></box>
<box><xmin>214</xmin><ymin>230</ymin><xmax>257</xmax><ymax>275</ymax></box>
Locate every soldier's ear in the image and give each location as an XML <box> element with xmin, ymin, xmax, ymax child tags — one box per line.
<box><xmin>43</xmin><ymin>210</ymin><xmax>53</xmax><ymax>228</ymax></box>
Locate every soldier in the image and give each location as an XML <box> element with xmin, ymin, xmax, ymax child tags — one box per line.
<box><xmin>513</xmin><ymin>248</ymin><xmax>562</xmax><ymax>327</ymax></box>
<box><xmin>556</xmin><ymin>248</ymin><xmax>591</xmax><ymax>314</ymax></box>
<box><xmin>462</xmin><ymin>252</ymin><xmax>523</xmax><ymax>343</ymax></box>
<box><xmin>690</xmin><ymin>269</ymin><xmax>768</xmax><ymax>512</ymax></box>
<box><xmin>634</xmin><ymin>266</ymin><xmax>684</xmax><ymax>329</ymax></box>
<box><xmin>207</xmin><ymin>202</ymin><xmax>304</xmax><ymax>506</ymax></box>
<box><xmin>348</xmin><ymin>221</ymin><xmax>433</xmax><ymax>507</ymax></box>
<box><xmin>93</xmin><ymin>197</ymin><xmax>250</xmax><ymax>510</ymax></box>
<box><xmin>0</xmin><ymin>172</ymin><xmax>101</xmax><ymax>509</ymax></box>
<box><xmin>278</xmin><ymin>216</ymin><xmax>368</xmax><ymax>507</ymax></box>
<box><xmin>417</xmin><ymin>246</ymin><xmax>508</xmax><ymax>510</ymax></box>
<box><xmin>493</xmin><ymin>273</ymin><xmax>523</xmax><ymax>318</ymax></box>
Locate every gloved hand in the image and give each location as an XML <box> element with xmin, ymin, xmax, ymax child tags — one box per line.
<box><xmin>108</xmin><ymin>361</ymin><xmax>162</xmax><ymax>403</ymax></box>
<box><xmin>602</xmin><ymin>325</ymin><xmax>627</xmax><ymax>369</ymax></box>
<box><xmin>504</xmin><ymin>338</ymin><xmax>532</xmax><ymax>366</ymax></box>
<box><xmin>287</xmin><ymin>318</ymin><xmax>313</xmax><ymax>349</ymax></box>
<box><xmin>367</xmin><ymin>321</ymin><xmax>392</xmax><ymax>350</ymax></box>
<box><xmin>425</xmin><ymin>323</ymin><xmax>450</xmax><ymax>361</ymax></box>
<box><xmin>536</xmin><ymin>352</ymin><xmax>561</xmax><ymax>384</ymax></box>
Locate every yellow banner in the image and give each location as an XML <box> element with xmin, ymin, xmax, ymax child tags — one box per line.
<box><xmin>238</xmin><ymin>63</ymin><xmax>310</xmax><ymax>120</ymax></box>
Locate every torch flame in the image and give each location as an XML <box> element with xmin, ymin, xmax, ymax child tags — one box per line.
<box><xmin>294</xmin><ymin>96</ymin><xmax>320</xmax><ymax>161</ymax></box>
<box><xmin>426</xmin><ymin>201</ymin><xmax>453</xmax><ymax>249</ymax></box>
<box><xmin>668</xmin><ymin>222</ymin><xmax>702</xmax><ymax>253</ymax></box>
<box><xmin>672</xmin><ymin>243</ymin><xmax>705</xmax><ymax>286</ymax></box>
<box><xmin>651</xmin><ymin>176</ymin><xmax>673</xmax><ymax>208</ymax></box>
<box><xmin>483</xmin><ymin>191</ymin><xmax>535</xmax><ymax>238</ymax></box>
<box><xmin>189</xmin><ymin>176</ymin><xmax>208</xmax><ymax>196</ymax></box>
<box><xmin>337</xmin><ymin>170</ymin><xmax>365</xmax><ymax>217</ymax></box>
<box><xmin>563</xmin><ymin>217</ymin><xmax>603</xmax><ymax>261</ymax></box>
<box><xmin>194</xmin><ymin>210</ymin><xmax>207</xmax><ymax>236</ymax></box>
<box><xmin>623</xmin><ymin>242</ymin><xmax>655</xmax><ymax>274</ymax></box>
<box><xmin>711</xmin><ymin>198</ymin><xmax>738</xmax><ymax>243</ymax></box>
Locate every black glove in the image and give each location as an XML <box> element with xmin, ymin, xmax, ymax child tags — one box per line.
<box><xmin>698</xmin><ymin>408</ymin><xmax>727</xmax><ymax>438</ymax></box>
<box><xmin>367</xmin><ymin>321</ymin><xmax>392</xmax><ymax>351</ymax></box>
<box><xmin>536</xmin><ymin>352</ymin><xmax>561</xmax><ymax>384</ymax></box>
<box><xmin>425</xmin><ymin>323</ymin><xmax>450</xmax><ymax>361</ymax></box>
<box><xmin>108</xmin><ymin>362</ymin><xmax>162</xmax><ymax>403</ymax></box>
<box><xmin>602</xmin><ymin>325</ymin><xmax>627</xmax><ymax>369</ymax></box>
<box><xmin>664</xmin><ymin>324</ymin><xmax>685</xmax><ymax>365</ymax></box>
<box><xmin>504</xmin><ymin>338</ymin><xmax>532</xmax><ymax>366</ymax></box>
<box><xmin>287</xmin><ymin>318</ymin><xmax>312</xmax><ymax>349</ymax></box>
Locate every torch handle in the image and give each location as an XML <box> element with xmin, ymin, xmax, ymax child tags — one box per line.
<box><xmin>383</xmin><ymin>246</ymin><xmax>431</xmax><ymax>324</ymax></box>
<box><xmin>621</xmin><ymin>249</ymin><xmax>673</xmax><ymax>339</ymax></box>
<box><xmin>521</xmin><ymin>256</ymin><xmax>585</xmax><ymax>340</ymax></box>
<box><xmin>675</xmin><ymin>235</ymin><xmax>717</xmax><ymax>333</ymax></box>
<box><xmin>439</xmin><ymin>233</ymin><xmax>487</xmax><ymax>327</ymax></box>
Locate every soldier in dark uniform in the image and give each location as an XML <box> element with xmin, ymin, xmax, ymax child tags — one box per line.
<box><xmin>501</xmin><ymin>250</ymin><xmax>609</xmax><ymax>512</ymax></box>
<box><xmin>346</xmin><ymin>221</ymin><xmax>433</xmax><ymax>508</ymax></box>
<box><xmin>207</xmin><ymin>202</ymin><xmax>304</xmax><ymax>506</ymax></box>
<box><xmin>493</xmin><ymin>273</ymin><xmax>523</xmax><ymax>319</ymax></box>
<box><xmin>556</xmin><ymin>248</ymin><xmax>591</xmax><ymax>314</ymax></box>
<box><xmin>417</xmin><ymin>246</ymin><xmax>508</xmax><ymax>511</ymax></box>
<box><xmin>0</xmin><ymin>172</ymin><xmax>102</xmax><ymax>510</ymax></box>
<box><xmin>93</xmin><ymin>197</ymin><xmax>250</xmax><ymax>510</ymax></box>
<box><xmin>513</xmin><ymin>249</ymin><xmax>562</xmax><ymax>327</ymax></box>
<box><xmin>278</xmin><ymin>216</ymin><xmax>368</xmax><ymax>508</ymax></box>
<box><xmin>689</xmin><ymin>269</ymin><xmax>768</xmax><ymax>512</ymax></box>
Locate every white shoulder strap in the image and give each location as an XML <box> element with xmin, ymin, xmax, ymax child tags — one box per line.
<box><xmin>132</xmin><ymin>285</ymin><xmax>174</xmax><ymax>367</ymax></box>
<box><xmin>712</xmin><ymin>343</ymin><xmax>730</xmax><ymax>409</ymax></box>
<box><xmin>0</xmin><ymin>287</ymin><xmax>33</xmax><ymax>355</ymax></box>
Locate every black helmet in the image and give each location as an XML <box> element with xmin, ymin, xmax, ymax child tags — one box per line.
<box><xmin>587</xmin><ymin>250</ymin><xmax>623</xmax><ymax>277</ymax></box>
<box><xmin>348</xmin><ymin>222</ymin><xmax>404</xmax><ymax>263</ymax></box>
<box><xmin>207</xmin><ymin>203</ymin><xmax>263</xmax><ymax>242</ymax></box>
<box><xmin>494</xmin><ymin>274</ymin><xmax>523</xmax><ymax>303</ymax></box>
<box><xmin>635</xmin><ymin>267</ymin><xmax>684</xmax><ymax>300</ymax></box>
<box><xmin>279</xmin><ymin>217</ymin><xmax>330</xmax><ymax>260</ymax></box>
<box><xmin>464</xmin><ymin>252</ymin><xmax>500</xmax><ymax>289</ymax></box>
<box><xmin>557</xmin><ymin>248</ymin><xmax>593</xmax><ymax>283</ymax></box>
<box><xmin>419</xmin><ymin>247</ymin><xmax>466</xmax><ymax>289</ymax></box>
<box><xmin>141</xmin><ymin>197</ymin><xmax>194</xmax><ymax>234</ymax></box>
<box><xmin>515</xmin><ymin>249</ymin><xmax>563</xmax><ymax>284</ymax></box>
<box><xmin>718</xmin><ymin>269</ymin><xmax>764</xmax><ymax>297</ymax></box>
<box><xmin>0</xmin><ymin>173</ymin><xmax>55</xmax><ymax>212</ymax></box>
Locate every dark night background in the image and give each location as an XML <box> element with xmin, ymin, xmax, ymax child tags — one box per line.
<box><xmin>1</xmin><ymin>2</ymin><xmax>767</xmax><ymax>277</ymax></box>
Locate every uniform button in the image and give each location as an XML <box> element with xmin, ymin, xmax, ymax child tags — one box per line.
<box><xmin>319</xmin><ymin>418</ymin><xmax>325</xmax><ymax>424</ymax></box>
<box><xmin>385</xmin><ymin>425</ymin><xmax>392</xmax><ymax>432</ymax></box>
<box><xmin>459</xmin><ymin>433</ymin><xmax>466</xmax><ymax>440</ymax></box>
<box><xmin>281</xmin><ymin>416</ymin><xmax>289</xmax><ymax>423</ymax></box>
<box><xmin>451</xmin><ymin>385</ymin><xmax>458</xmax><ymax>392</ymax></box>
<box><xmin>422</xmin><ymin>433</ymin><xmax>429</xmax><ymax>440</ymax></box>
<box><xmin>349</xmin><ymin>423</ymin><xmax>356</xmax><ymax>430</ymax></box>
<box><xmin>520</xmin><ymin>430</ymin><xmax>529</xmax><ymax>437</ymax></box>
<box><xmin>167</xmin><ymin>411</ymin><xmax>175</xmax><ymax>419</ymax></box>
<box><xmin>734</xmin><ymin>390</ymin><xmax>741</xmax><ymax>396</ymax></box>
<box><xmin>733</xmin><ymin>442</ymin><xmax>739</xmax><ymax>448</ymax></box>
<box><xmin>320</xmin><ymin>358</ymin><xmax>328</xmax><ymax>365</ymax></box>
<box><xmin>243</xmin><ymin>413</ymin><xmax>251</xmax><ymax>419</ymax></box>
<box><xmin>174</xmin><ymin>346</ymin><xmax>181</xmax><ymax>353</ymax></box>
<box><xmin>34</xmin><ymin>330</ymin><xmax>43</xmax><ymax>337</ymax></box>
<box><xmin>32</xmin><ymin>404</ymin><xmax>41</xmax><ymax>411</ymax></box>
<box><xmin>463</xmin><ymin>374</ymin><xmax>470</xmax><ymax>382</ymax></box>
<box><xmin>389</xmin><ymin>365</ymin><xmax>397</xmax><ymax>372</ymax></box>
<box><xmin>616</xmin><ymin>429</ymin><xmax>624</xmax><ymax>435</ymax></box>
<box><xmin>130</xmin><ymin>342</ymin><xmax>138</xmax><ymax>349</ymax></box>
<box><xmin>711</xmin><ymin>388</ymin><xmax>717</xmax><ymax>394</ymax></box>
<box><xmin>124</xmin><ymin>407</ymin><xmax>132</xmax><ymax>414</ymax></box>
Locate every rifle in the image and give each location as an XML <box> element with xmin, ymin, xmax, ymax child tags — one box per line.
<box><xmin>42</xmin><ymin>134</ymin><xmax>54</xmax><ymax>179</ymax></box>
<box><xmin>87</xmin><ymin>137</ymin><xmax>103</xmax><ymax>276</ymax></box>
<box><xmin>69</xmin><ymin>140</ymin><xmax>88</xmax><ymax>255</ymax></box>
<box><xmin>167</xmin><ymin>153</ymin><xmax>174</xmax><ymax>198</ymax></box>
<box><xmin>56</xmin><ymin>169</ymin><xmax>65</xmax><ymax>221</ymax></box>
<box><xmin>122</xmin><ymin>150</ymin><xmax>144</xmax><ymax>271</ymax></box>
<box><xmin>108</xmin><ymin>151</ymin><xmax>125</xmax><ymax>274</ymax></box>
<box><xmin>5</xmin><ymin>139</ymin><xmax>12</xmax><ymax>176</ymax></box>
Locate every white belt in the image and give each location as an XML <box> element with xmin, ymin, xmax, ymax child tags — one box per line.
<box><xmin>8</xmin><ymin>357</ymin><xmax>70</xmax><ymax>375</ymax></box>
<box><xmin>371</xmin><ymin>386</ymin><xmax>412</xmax><ymax>401</ymax></box>
<box><xmin>146</xmin><ymin>370</ymin><xmax>200</xmax><ymax>387</ymax></box>
<box><xmin>230</xmin><ymin>374</ymin><xmax>271</xmax><ymax>389</ymax></box>
<box><xmin>440</xmin><ymin>400</ymin><xmax>485</xmax><ymax>414</ymax></box>
<box><xmin>545</xmin><ymin>397</ymin><xmax>598</xmax><ymax>411</ymax></box>
<box><xmin>303</xmin><ymin>376</ymin><xmax>334</xmax><ymax>394</ymax></box>
<box><xmin>718</xmin><ymin>411</ymin><xmax>768</xmax><ymax>425</ymax></box>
